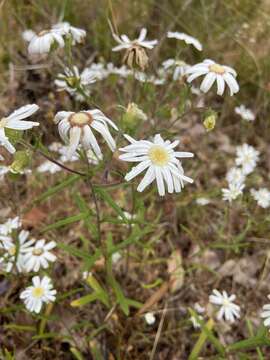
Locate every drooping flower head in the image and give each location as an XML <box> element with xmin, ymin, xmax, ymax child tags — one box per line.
<box><xmin>186</xmin><ymin>59</ymin><xmax>239</xmax><ymax>96</ymax></box>
<box><xmin>54</xmin><ymin>110</ymin><xmax>118</xmax><ymax>159</ymax></box>
<box><xmin>119</xmin><ymin>134</ymin><xmax>194</xmax><ymax>196</ymax></box>
<box><xmin>0</xmin><ymin>104</ymin><xmax>39</xmax><ymax>154</ymax></box>
<box><xmin>28</xmin><ymin>29</ymin><xmax>64</xmax><ymax>55</ymax></box>
<box><xmin>112</xmin><ymin>28</ymin><xmax>158</xmax><ymax>70</ymax></box>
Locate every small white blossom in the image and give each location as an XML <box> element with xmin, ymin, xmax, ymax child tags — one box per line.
<box><xmin>55</xmin><ymin>66</ymin><xmax>96</xmax><ymax>101</ymax></box>
<box><xmin>235</xmin><ymin>105</ymin><xmax>255</xmax><ymax>122</ymax></box>
<box><xmin>112</xmin><ymin>252</ymin><xmax>122</xmax><ymax>264</ymax></box>
<box><xmin>53</xmin><ymin>22</ymin><xmax>86</xmax><ymax>44</ymax></box>
<box><xmin>251</xmin><ymin>188</ymin><xmax>270</xmax><ymax>209</ymax></box>
<box><xmin>186</xmin><ymin>59</ymin><xmax>239</xmax><ymax>96</ymax></box>
<box><xmin>0</xmin><ymin>216</ymin><xmax>21</xmax><ymax>236</ymax></box>
<box><xmin>167</xmin><ymin>31</ymin><xmax>202</xmax><ymax>51</ymax></box>
<box><xmin>23</xmin><ymin>239</ymin><xmax>57</xmax><ymax>272</ymax></box>
<box><xmin>134</xmin><ymin>71</ymin><xmax>165</xmax><ymax>85</ymax></box>
<box><xmin>144</xmin><ymin>312</ymin><xmax>156</xmax><ymax>325</ymax></box>
<box><xmin>235</xmin><ymin>144</ymin><xmax>259</xmax><ymax>175</ymax></box>
<box><xmin>190</xmin><ymin>303</ymin><xmax>205</xmax><ymax>328</ymax></box>
<box><xmin>196</xmin><ymin>197</ymin><xmax>210</xmax><ymax>206</ymax></box>
<box><xmin>22</xmin><ymin>29</ymin><xmax>35</xmax><ymax>42</ymax></box>
<box><xmin>20</xmin><ymin>276</ymin><xmax>56</xmax><ymax>314</ymax></box>
<box><xmin>261</xmin><ymin>295</ymin><xmax>270</xmax><ymax>327</ymax></box>
<box><xmin>0</xmin><ymin>230</ymin><xmax>34</xmax><ymax>272</ymax></box>
<box><xmin>37</xmin><ymin>161</ymin><xmax>62</xmax><ymax>174</ymax></box>
<box><xmin>54</xmin><ymin>110</ymin><xmax>118</xmax><ymax>160</ymax></box>
<box><xmin>222</xmin><ymin>182</ymin><xmax>244</xmax><ymax>202</ymax></box>
<box><xmin>162</xmin><ymin>59</ymin><xmax>190</xmax><ymax>81</ymax></box>
<box><xmin>28</xmin><ymin>29</ymin><xmax>64</xmax><ymax>55</ymax></box>
<box><xmin>0</xmin><ymin>104</ymin><xmax>39</xmax><ymax>154</ymax></box>
<box><xmin>119</xmin><ymin>134</ymin><xmax>194</xmax><ymax>196</ymax></box>
<box><xmin>209</xmin><ymin>289</ymin><xmax>240</xmax><ymax>323</ymax></box>
<box><xmin>112</xmin><ymin>28</ymin><xmax>157</xmax><ymax>52</ymax></box>
<box><xmin>226</xmin><ymin>167</ymin><xmax>246</xmax><ymax>186</ymax></box>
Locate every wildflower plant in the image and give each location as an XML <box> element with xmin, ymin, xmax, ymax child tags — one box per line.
<box><xmin>1</xmin><ymin>2</ymin><xmax>270</xmax><ymax>358</ymax></box>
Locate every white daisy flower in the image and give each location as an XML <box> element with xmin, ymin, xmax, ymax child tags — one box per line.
<box><xmin>235</xmin><ymin>143</ymin><xmax>259</xmax><ymax>175</ymax></box>
<box><xmin>53</xmin><ymin>22</ymin><xmax>86</xmax><ymax>44</ymax></box>
<box><xmin>119</xmin><ymin>134</ymin><xmax>194</xmax><ymax>196</ymax></box>
<box><xmin>54</xmin><ymin>110</ymin><xmax>118</xmax><ymax>160</ymax></box>
<box><xmin>55</xmin><ymin>66</ymin><xmax>96</xmax><ymax>101</ymax></box>
<box><xmin>235</xmin><ymin>105</ymin><xmax>255</xmax><ymax>122</ymax></box>
<box><xmin>0</xmin><ymin>230</ymin><xmax>34</xmax><ymax>272</ymax></box>
<box><xmin>226</xmin><ymin>167</ymin><xmax>246</xmax><ymax>186</ymax></box>
<box><xmin>106</xmin><ymin>63</ymin><xmax>132</xmax><ymax>78</ymax></box>
<box><xmin>222</xmin><ymin>182</ymin><xmax>244</xmax><ymax>202</ymax></box>
<box><xmin>261</xmin><ymin>295</ymin><xmax>270</xmax><ymax>327</ymax></box>
<box><xmin>167</xmin><ymin>31</ymin><xmax>202</xmax><ymax>51</ymax></box>
<box><xmin>0</xmin><ymin>104</ymin><xmax>39</xmax><ymax>154</ymax></box>
<box><xmin>196</xmin><ymin>197</ymin><xmax>211</xmax><ymax>206</ymax></box>
<box><xmin>209</xmin><ymin>289</ymin><xmax>240</xmax><ymax>323</ymax></box>
<box><xmin>37</xmin><ymin>161</ymin><xmax>62</xmax><ymax>174</ymax></box>
<box><xmin>22</xmin><ymin>29</ymin><xmax>35</xmax><ymax>42</ymax></box>
<box><xmin>144</xmin><ymin>312</ymin><xmax>156</xmax><ymax>325</ymax></box>
<box><xmin>28</xmin><ymin>29</ymin><xmax>64</xmax><ymax>55</ymax></box>
<box><xmin>20</xmin><ymin>276</ymin><xmax>56</xmax><ymax>314</ymax></box>
<box><xmin>251</xmin><ymin>188</ymin><xmax>270</xmax><ymax>209</ymax></box>
<box><xmin>186</xmin><ymin>59</ymin><xmax>239</xmax><ymax>96</ymax></box>
<box><xmin>23</xmin><ymin>239</ymin><xmax>57</xmax><ymax>272</ymax></box>
<box><xmin>162</xmin><ymin>59</ymin><xmax>190</xmax><ymax>81</ymax></box>
<box><xmin>0</xmin><ymin>216</ymin><xmax>21</xmax><ymax>235</ymax></box>
<box><xmin>112</xmin><ymin>28</ymin><xmax>157</xmax><ymax>52</ymax></box>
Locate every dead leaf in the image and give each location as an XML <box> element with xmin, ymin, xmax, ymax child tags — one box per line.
<box><xmin>167</xmin><ymin>249</ymin><xmax>184</xmax><ymax>293</ymax></box>
<box><xmin>137</xmin><ymin>282</ymin><xmax>169</xmax><ymax>316</ymax></box>
<box><xmin>22</xmin><ymin>207</ymin><xmax>46</xmax><ymax>228</ymax></box>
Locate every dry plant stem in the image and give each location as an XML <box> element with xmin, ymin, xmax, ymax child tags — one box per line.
<box><xmin>124</xmin><ymin>182</ymin><xmax>135</xmax><ymax>275</ymax></box>
<box><xmin>150</xmin><ymin>301</ymin><xmax>168</xmax><ymax>360</ymax></box>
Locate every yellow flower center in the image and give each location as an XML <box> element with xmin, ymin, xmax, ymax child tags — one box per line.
<box><xmin>69</xmin><ymin>112</ymin><xmax>93</xmax><ymax>127</ymax></box>
<box><xmin>8</xmin><ymin>246</ymin><xmax>16</xmax><ymax>256</ymax></box>
<box><xmin>148</xmin><ymin>145</ymin><xmax>169</xmax><ymax>166</ymax></box>
<box><xmin>0</xmin><ymin>118</ymin><xmax>8</xmax><ymax>128</ymax></box>
<box><xmin>209</xmin><ymin>63</ymin><xmax>225</xmax><ymax>75</ymax></box>
<box><xmin>32</xmin><ymin>287</ymin><xmax>45</xmax><ymax>298</ymax></box>
<box><xmin>33</xmin><ymin>248</ymin><xmax>43</xmax><ymax>256</ymax></box>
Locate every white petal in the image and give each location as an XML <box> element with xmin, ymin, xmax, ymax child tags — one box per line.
<box><xmin>200</xmin><ymin>72</ymin><xmax>216</xmax><ymax>93</ymax></box>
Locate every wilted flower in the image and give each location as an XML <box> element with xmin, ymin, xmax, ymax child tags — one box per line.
<box><xmin>235</xmin><ymin>143</ymin><xmax>259</xmax><ymax>175</ymax></box>
<box><xmin>167</xmin><ymin>31</ymin><xmax>202</xmax><ymax>51</ymax></box>
<box><xmin>112</xmin><ymin>28</ymin><xmax>157</xmax><ymax>70</ymax></box>
<box><xmin>119</xmin><ymin>134</ymin><xmax>194</xmax><ymax>196</ymax></box>
<box><xmin>28</xmin><ymin>29</ymin><xmax>64</xmax><ymax>55</ymax></box>
<box><xmin>209</xmin><ymin>289</ymin><xmax>240</xmax><ymax>323</ymax></box>
<box><xmin>251</xmin><ymin>188</ymin><xmax>270</xmax><ymax>209</ymax></box>
<box><xmin>186</xmin><ymin>59</ymin><xmax>239</xmax><ymax>96</ymax></box>
<box><xmin>0</xmin><ymin>104</ymin><xmax>39</xmax><ymax>154</ymax></box>
<box><xmin>235</xmin><ymin>105</ymin><xmax>255</xmax><ymax>122</ymax></box>
<box><xmin>54</xmin><ymin>110</ymin><xmax>118</xmax><ymax>159</ymax></box>
<box><xmin>20</xmin><ymin>276</ymin><xmax>56</xmax><ymax>313</ymax></box>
